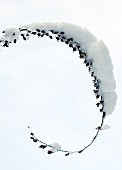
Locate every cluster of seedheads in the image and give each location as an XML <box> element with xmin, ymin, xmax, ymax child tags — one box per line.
<box><xmin>0</xmin><ymin>27</ymin><xmax>106</xmax><ymax>119</ymax></box>
<box><xmin>0</xmin><ymin>27</ymin><xmax>106</xmax><ymax>156</ymax></box>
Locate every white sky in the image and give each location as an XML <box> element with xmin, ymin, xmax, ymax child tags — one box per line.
<box><xmin>0</xmin><ymin>0</ymin><xmax>122</xmax><ymax>169</ymax></box>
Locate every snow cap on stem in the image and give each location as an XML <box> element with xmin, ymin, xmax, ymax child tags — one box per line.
<box><xmin>47</xmin><ymin>143</ymin><xmax>61</xmax><ymax>154</ymax></box>
<box><xmin>96</xmin><ymin>124</ymin><xmax>110</xmax><ymax>130</ymax></box>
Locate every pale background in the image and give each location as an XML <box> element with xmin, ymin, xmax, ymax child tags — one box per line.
<box><xmin>0</xmin><ymin>0</ymin><xmax>122</xmax><ymax>169</ymax></box>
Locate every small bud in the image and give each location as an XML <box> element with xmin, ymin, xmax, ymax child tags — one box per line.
<box><xmin>65</xmin><ymin>40</ymin><xmax>69</xmax><ymax>44</ymax></box>
<box><xmin>30</xmin><ymin>132</ymin><xmax>34</xmax><ymax>136</ymax></box>
<box><xmin>73</xmin><ymin>47</ymin><xmax>77</xmax><ymax>52</ymax></box>
<box><xmin>65</xmin><ymin>153</ymin><xmax>70</xmax><ymax>156</ymax></box>
<box><xmin>33</xmin><ymin>139</ymin><xmax>38</xmax><ymax>143</ymax></box>
<box><xmin>36</xmin><ymin>29</ymin><xmax>40</xmax><ymax>32</ymax></box>
<box><xmin>60</xmin><ymin>31</ymin><xmax>65</xmax><ymax>34</ymax></box>
<box><xmin>37</xmin><ymin>33</ymin><xmax>41</xmax><ymax>37</ymax></box>
<box><xmin>47</xmin><ymin>150</ymin><xmax>53</xmax><ymax>154</ymax></box>
<box><xmin>30</xmin><ymin>136</ymin><xmax>34</xmax><ymax>140</ymax></box>
<box><xmin>41</xmin><ymin>30</ymin><xmax>45</xmax><ymax>33</ymax></box>
<box><xmin>69</xmin><ymin>43</ymin><xmax>73</xmax><ymax>48</ymax></box>
<box><xmin>56</xmin><ymin>37</ymin><xmax>60</xmax><ymax>41</ymax></box>
<box><xmin>13</xmin><ymin>39</ymin><xmax>17</xmax><ymax>43</ymax></box>
<box><xmin>39</xmin><ymin>145</ymin><xmax>47</xmax><ymax>149</ymax></box>
<box><xmin>49</xmin><ymin>35</ymin><xmax>53</xmax><ymax>39</ymax></box>
<box><xmin>45</xmin><ymin>33</ymin><xmax>49</xmax><ymax>36</ymax></box>
<box><xmin>31</xmin><ymin>32</ymin><xmax>37</xmax><ymax>35</ymax></box>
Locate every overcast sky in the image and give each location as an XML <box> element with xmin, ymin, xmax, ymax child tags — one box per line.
<box><xmin>0</xmin><ymin>0</ymin><xmax>122</xmax><ymax>170</ymax></box>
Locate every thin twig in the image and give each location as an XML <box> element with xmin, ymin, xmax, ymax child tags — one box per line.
<box><xmin>27</xmin><ymin>112</ymin><xmax>105</xmax><ymax>156</ymax></box>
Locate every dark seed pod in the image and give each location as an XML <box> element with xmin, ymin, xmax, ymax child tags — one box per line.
<box><xmin>62</xmin><ymin>36</ymin><xmax>66</xmax><ymax>39</ymax></box>
<box><xmin>96</xmin><ymin>103</ymin><xmax>100</xmax><ymax>107</ymax></box>
<box><xmin>95</xmin><ymin>85</ymin><xmax>99</xmax><ymax>90</ymax></box>
<box><xmin>28</xmin><ymin>30</ymin><xmax>31</xmax><ymax>33</ymax></box>
<box><xmin>60</xmin><ymin>31</ymin><xmax>65</xmax><ymax>34</ymax></box>
<box><xmin>93</xmin><ymin>90</ymin><xmax>98</xmax><ymax>93</ymax></box>
<box><xmin>49</xmin><ymin>35</ymin><xmax>53</xmax><ymax>39</ymax></box>
<box><xmin>79</xmin><ymin>54</ymin><xmax>84</xmax><ymax>59</ymax></box>
<box><xmin>30</xmin><ymin>136</ymin><xmax>34</xmax><ymax>140</ymax></box>
<box><xmin>39</xmin><ymin>145</ymin><xmax>47</xmax><ymax>149</ymax></box>
<box><xmin>73</xmin><ymin>47</ymin><xmax>77</xmax><ymax>52</ymax></box>
<box><xmin>54</xmin><ymin>31</ymin><xmax>58</xmax><ymax>34</ymax></box>
<box><xmin>100</xmin><ymin>100</ymin><xmax>104</xmax><ymax>104</ymax></box>
<box><xmin>91</xmin><ymin>72</ymin><xmax>94</xmax><ymax>76</ymax></box>
<box><xmin>82</xmin><ymin>52</ymin><xmax>86</xmax><ymax>56</ymax></box>
<box><xmin>69</xmin><ymin>38</ymin><xmax>73</xmax><ymax>41</ymax></box>
<box><xmin>56</xmin><ymin>37</ymin><xmax>60</xmax><ymax>41</ymax></box>
<box><xmin>30</xmin><ymin>132</ymin><xmax>34</xmax><ymax>136</ymax></box>
<box><xmin>86</xmin><ymin>63</ymin><xmax>89</xmax><ymax>67</ymax></box>
<box><xmin>100</xmin><ymin>108</ymin><xmax>103</xmax><ymax>112</ymax></box>
<box><xmin>65</xmin><ymin>40</ymin><xmax>69</xmax><ymax>44</ymax></box>
<box><xmin>69</xmin><ymin>43</ymin><xmax>73</xmax><ymax>48</ymax></box>
<box><xmin>37</xmin><ymin>33</ymin><xmax>41</xmax><ymax>37</ymax></box>
<box><xmin>61</xmin><ymin>39</ymin><xmax>64</xmax><ymax>42</ymax></box>
<box><xmin>47</xmin><ymin>150</ymin><xmax>53</xmax><ymax>154</ymax></box>
<box><xmin>79</xmin><ymin>50</ymin><xmax>82</xmax><ymax>55</ymax></box>
<box><xmin>41</xmin><ymin>30</ymin><xmax>45</xmax><ymax>33</ymax></box>
<box><xmin>50</xmin><ymin>30</ymin><xmax>54</xmax><ymax>33</ymax></box>
<box><xmin>77</xmin><ymin>45</ymin><xmax>80</xmax><ymax>49</ymax></box>
<box><xmin>31</xmin><ymin>32</ymin><xmax>37</xmax><ymax>35</ymax></box>
<box><xmin>45</xmin><ymin>33</ymin><xmax>49</xmax><ymax>36</ymax></box>
<box><xmin>65</xmin><ymin>153</ymin><xmax>70</xmax><ymax>156</ymax></box>
<box><xmin>19</xmin><ymin>28</ymin><xmax>28</xmax><ymax>32</ymax></box>
<box><xmin>23</xmin><ymin>36</ymin><xmax>26</xmax><ymax>41</ymax></box>
<box><xmin>41</xmin><ymin>34</ymin><xmax>44</xmax><ymax>37</ymax></box>
<box><xmin>33</xmin><ymin>139</ymin><xmax>38</xmax><ymax>143</ymax></box>
<box><xmin>3</xmin><ymin>41</ymin><xmax>9</xmax><ymax>47</ymax></box>
<box><xmin>13</xmin><ymin>39</ymin><xmax>17</xmax><ymax>43</ymax></box>
<box><xmin>96</xmin><ymin>95</ymin><xmax>100</xmax><ymax>99</ymax></box>
<box><xmin>36</xmin><ymin>29</ymin><xmax>40</xmax><ymax>32</ymax></box>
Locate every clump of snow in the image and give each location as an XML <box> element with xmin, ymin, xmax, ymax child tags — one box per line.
<box><xmin>96</xmin><ymin>124</ymin><xmax>110</xmax><ymax>130</ymax></box>
<box><xmin>2</xmin><ymin>28</ymin><xmax>20</xmax><ymax>43</ymax></box>
<box><xmin>47</xmin><ymin>142</ymin><xmax>61</xmax><ymax>154</ymax></box>
<box><xmin>103</xmin><ymin>91</ymin><xmax>117</xmax><ymax>115</ymax></box>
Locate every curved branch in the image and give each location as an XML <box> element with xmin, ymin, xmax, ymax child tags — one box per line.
<box><xmin>28</xmin><ymin>112</ymin><xmax>106</xmax><ymax>156</ymax></box>
<box><xmin>0</xmin><ymin>23</ymin><xmax>114</xmax><ymax>156</ymax></box>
